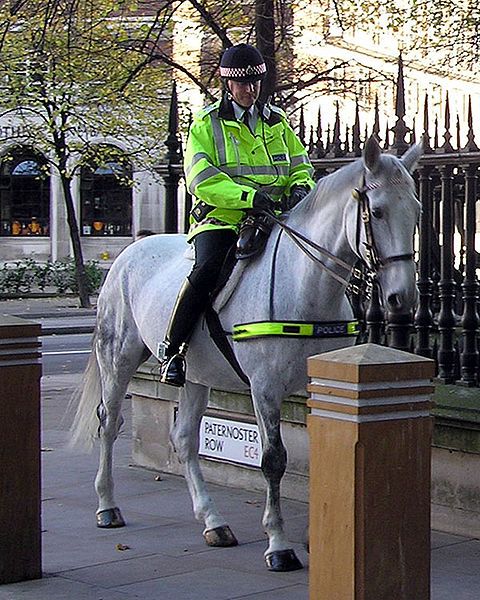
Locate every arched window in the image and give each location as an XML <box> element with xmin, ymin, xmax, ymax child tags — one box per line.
<box><xmin>0</xmin><ymin>149</ymin><xmax>50</xmax><ymax>236</ymax></box>
<box><xmin>80</xmin><ymin>151</ymin><xmax>132</xmax><ymax>237</ymax></box>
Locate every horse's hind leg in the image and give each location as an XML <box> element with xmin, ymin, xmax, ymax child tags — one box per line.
<box><xmin>94</xmin><ymin>330</ymin><xmax>147</xmax><ymax>528</ymax></box>
<box><xmin>171</xmin><ymin>381</ymin><xmax>237</xmax><ymax>547</ymax></box>
<box><xmin>252</xmin><ymin>389</ymin><xmax>303</xmax><ymax>571</ymax></box>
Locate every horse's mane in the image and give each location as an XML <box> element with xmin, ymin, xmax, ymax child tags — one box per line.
<box><xmin>301</xmin><ymin>158</ymin><xmax>363</xmax><ymax>213</ymax></box>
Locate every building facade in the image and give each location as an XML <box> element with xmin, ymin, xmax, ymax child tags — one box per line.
<box><xmin>0</xmin><ymin>128</ymin><xmax>168</xmax><ymax>263</ymax></box>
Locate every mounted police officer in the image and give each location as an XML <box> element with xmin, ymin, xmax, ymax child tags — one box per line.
<box><xmin>160</xmin><ymin>43</ymin><xmax>315</xmax><ymax>387</ymax></box>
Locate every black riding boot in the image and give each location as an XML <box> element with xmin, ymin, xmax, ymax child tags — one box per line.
<box><xmin>160</xmin><ymin>279</ymin><xmax>205</xmax><ymax>387</ymax></box>
<box><xmin>236</xmin><ymin>213</ymin><xmax>273</xmax><ymax>260</ymax></box>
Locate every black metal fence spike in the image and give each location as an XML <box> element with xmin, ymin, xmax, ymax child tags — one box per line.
<box><xmin>410</xmin><ymin>117</ymin><xmax>416</xmax><ymax>144</ymax></box>
<box><xmin>298</xmin><ymin>105</ymin><xmax>306</xmax><ymax>146</ymax></box>
<box><xmin>162</xmin><ymin>81</ymin><xmax>183</xmax><ymax>233</ymax></box>
<box><xmin>384</xmin><ymin>120</ymin><xmax>390</xmax><ymax>149</ymax></box>
<box><xmin>315</xmin><ymin>106</ymin><xmax>326</xmax><ymax>158</ymax></box>
<box><xmin>463</xmin><ymin>96</ymin><xmax>479</xmax><ymax>152</ymax></box>
<box><xmin>165</xmin><ymin>81</ymin><xmax>182</xmax><ymax>164</ymax></box>
<box><xmin>352</xmin><ymin>100</ymin><xmax>362</xmax><ymax>156</ymax></box>
<box><xmin>373</xmin><ymin>94</ymin><xmax>380</xmax><ymax>139</ymax></box>
<box><xmin>327</xmin><ymin>102</ymin><xmax>344</xmax><ymax>157</ymax></box>
<box><xmin>345</xmin><ymin>126</ymin><xmax>351</xmax><ymax>155</ymax></box>
<box><xmin>308</xmin><ymin>125</ymin><xmax>315</xmax><ymax>156</ymax></box>
<box><xmin>390</xmin><ymin>53</ymin><xmax>410</xmax><ymax>155</ymax></box>
<box><xmin>456</xmin><ymin>114</ymin><xmax>461</xmax><ymax>150</ymax></box>
<box><xmin>422</xmin><ymin>93</ymin><xmax>432</xmax><ymax>153</ymax></box>
<box><xmin>438</xmin><ymin>92</ymin><xmax>454</xmax><ymax>153</ymax></box>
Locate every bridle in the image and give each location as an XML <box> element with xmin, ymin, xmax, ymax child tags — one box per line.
<box><xmin>353</xmin><ymin>173</ymin><xmax>415</xmax><ymax>273</ymax></box>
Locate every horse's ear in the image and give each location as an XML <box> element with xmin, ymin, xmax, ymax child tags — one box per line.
<box><xmin>363</xmin><ymin>136</ymin><xmax>381</xmax><ymax>172</ymax></box>
<box><xmin>401</xmin><ymin>141</ymin><xmax>423</xmax><ymax>173</ymax></box>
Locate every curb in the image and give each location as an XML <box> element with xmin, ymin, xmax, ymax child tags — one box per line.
<box><xmin>41</xmin><ymin>325</ymin><xmax>95</xmax><ymax>336</ymax></box>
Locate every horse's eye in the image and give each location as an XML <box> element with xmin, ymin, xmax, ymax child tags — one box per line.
<box><xmin>372</xmin><ymin>208</ymin><xmax>383</xmax><ymax>219</ymax></box>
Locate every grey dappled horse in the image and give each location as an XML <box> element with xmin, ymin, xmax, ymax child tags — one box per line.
<box><xmin>70</xmin><ymin>137</ymin><xmax>421</xmax><ymax>572</ymax></box>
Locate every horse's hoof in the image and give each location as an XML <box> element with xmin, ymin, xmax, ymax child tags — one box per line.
<box><xmin>96</xmin><ymin>507</ymin><xmax>125</xmax><ymax>528</ymax></box>
<box><xmin>203</xmin><ymin>525</ymin><xmax>238</xmax><ymax>547</ymax></box>
<box><xmin>265</xmin><ymin>549</ymin><xmax>303</xmax><ymax>572</ymax></box>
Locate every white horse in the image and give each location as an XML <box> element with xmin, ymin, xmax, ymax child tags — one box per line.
<box><xmin>70</xmin><ymin>137</ymin><xmax>421</xmax><ymax>572</ymax></box>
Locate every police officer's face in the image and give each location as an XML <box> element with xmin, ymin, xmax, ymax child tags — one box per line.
<box><xmin>228</xmin><ymin>80</ymin><xmax>261</xmax><ymax>108</ymax></box>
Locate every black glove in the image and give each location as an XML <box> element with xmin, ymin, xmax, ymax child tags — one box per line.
<box><xmin>251</xmin><ymin>190</ymin><xmax>275</xmax><ymax>214</ymax></box>
<box><xmin>283</xmin><ymin>185</ymin><xmax>309</xmax><ymax>211</ymax></box>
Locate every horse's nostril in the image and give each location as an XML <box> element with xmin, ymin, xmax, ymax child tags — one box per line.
<box><xmin>388</xmin><ymin>293</ymin><xmax>402</xmax><ymax>309</ymax></box>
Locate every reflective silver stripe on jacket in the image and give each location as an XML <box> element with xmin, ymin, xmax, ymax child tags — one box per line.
<box><xmin>187</xmin><ymin>159</ymin><xmax>287</xmax><ymax>180</ymax></box>
<box><xmin>189</xmin><ymin>217</ymin><xmax>238</xmax><ymax>232</ymax></box>
<box><xmin>188</xmin><ymin>165</ymin><xmax>225</xmax><ymax>194</ymax></box>
<box><xmin>223</xmin><ymin>165</ymin><xmax>289</xmax><ymax>177</ymax></box>
<box><xmin>189</xmin><ymin>166</ymin><xmax>285</xmax><ymax>198</ymax></box>
<box><xmin>290</xmin><ymin>154</ymin><xmax>312</xmax><ymax>168</ymax></box>
<box><xmin>263</xmin><ymin>184</ymin><xmax>287</xmax><ymax>197</ymax></box>
<box><xmin>185</xmin><ymin>152</ymin><xmax>211</xmax><ymax>177</ymax></box>
<box><xmin>210</xmin><ymin>112</ymin><xmax>227</xmax><ymax>165</ymax></box>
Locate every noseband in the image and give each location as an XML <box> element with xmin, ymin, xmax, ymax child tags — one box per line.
<box><xmin>353</xmin><ymin>173</ymin><xmax>415</xmax><ymax>273</ymax></box>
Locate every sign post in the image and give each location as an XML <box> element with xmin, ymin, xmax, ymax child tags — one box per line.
<box><xmin>307</xmin><ymin>343</ymin><xmax>435</xmax><ymax>600</ymax></box>
<box><xmin>0</xmin><ymin>316</ymin><xmax>42</xmax><ymax>583</ymax></box>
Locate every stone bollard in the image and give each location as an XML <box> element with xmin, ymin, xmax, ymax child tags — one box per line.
<box><xmin>0</xmin><ymin>316</ymin><xmax>42</xmax><ymax>583</ymax></box>
<box><xmin>307</xmin><ymin>343</ymin><xmax>435</xmax><ymax>600</ymax></box>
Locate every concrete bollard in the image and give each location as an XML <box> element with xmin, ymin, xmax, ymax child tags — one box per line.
<box><xmin>0</xmin><ymin>316</ymin><xmax>42</xmax><ymax>583</ymax></box>
<box><xmin>307</xmin><ymin>343</ymin><xmax>435</xmax><ymax>600</ymax></box>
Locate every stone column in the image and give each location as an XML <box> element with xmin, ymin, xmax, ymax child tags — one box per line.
<box><xmin>307</xmin><ymin>343</ymin><xmax>435</xmax><ymax>600</ymax></box>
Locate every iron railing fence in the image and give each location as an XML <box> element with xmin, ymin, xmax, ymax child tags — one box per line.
<box><xmin>158</xmin><ymin>61</ymin><xmax>480</xmax><ymax>386</ymax></box>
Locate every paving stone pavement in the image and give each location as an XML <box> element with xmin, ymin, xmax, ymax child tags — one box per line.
<box><xmin>1</xmin><ymin>297</ymin><xmax>480</xmax><ymax>599</ymax></box>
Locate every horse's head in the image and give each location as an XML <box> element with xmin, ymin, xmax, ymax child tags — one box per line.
<box><xmin>347</xmin><ymin>136</ymin><xmax>422</xmax><ymax>314</ymax></box>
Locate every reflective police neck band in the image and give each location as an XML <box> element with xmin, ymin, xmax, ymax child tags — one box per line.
<box><xmin>232</xmin><ymin>320</ymin><xmax>359</xmax><ymax>341</ymax></box>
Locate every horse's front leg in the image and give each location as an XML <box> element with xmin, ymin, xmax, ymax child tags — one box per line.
<box><xmin>170</xmin><ymin>381</ymin><xmax>238</xmax><ymax>547</ymax></box>
<box><xmin>252</xmin><ymin>390</ymin><xmax>303</xmax><ymax>572</ymax></box>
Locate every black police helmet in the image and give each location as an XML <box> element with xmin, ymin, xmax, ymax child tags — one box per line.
<box><xmin>220</xmin><ymin>44</ymin><xmax>267</xmax><ymax>83</ymax></box>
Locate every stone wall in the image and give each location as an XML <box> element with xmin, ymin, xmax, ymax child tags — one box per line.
<box><xmin>129</xmin><ymin>360</ymin><xmax>480</xmax><ymax>536</ymax></box>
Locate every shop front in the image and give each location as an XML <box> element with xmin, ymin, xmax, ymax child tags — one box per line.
<box><xmin>0</xmin><ymin>140</ymin><xmax>166</xmax><ymax>264</ymax></box>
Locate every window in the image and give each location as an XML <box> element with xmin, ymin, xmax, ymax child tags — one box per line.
<box><xmin>0</xmin><ymin>149</ymin><xmax>50</xmax><ymax>236</ymax></box>
<box><xmin>80</xmin><ymin>155</ymin><xmax>132</xmax><ymax>237</ymax></box>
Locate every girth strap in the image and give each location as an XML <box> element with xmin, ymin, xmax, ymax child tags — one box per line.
<box><xmin>204</xmin><ymin>306</ymin><xmax>250</xmax><ymax>385</ymax></box>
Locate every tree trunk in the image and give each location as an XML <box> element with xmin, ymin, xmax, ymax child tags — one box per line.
<box><xmin>255</xmin><ymin>0</ymin><xmax>276</xmax><ymax>102</ymax></box>
<box><xmin>60</xmin><ymin>174</ymin><xmax>91</xmax><ymax>308</ymax></box>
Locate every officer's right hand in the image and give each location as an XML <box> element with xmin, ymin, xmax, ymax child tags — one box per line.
<box><xmin>252</xmin><ymin>191</ymin><xmax>275</xmax><ymax>214</ymax></box>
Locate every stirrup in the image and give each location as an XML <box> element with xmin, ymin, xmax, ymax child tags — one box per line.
<box><xmin>160</xmin><ymin>343</ymin><xmax>188</xmax><ymax>387</ymax></box>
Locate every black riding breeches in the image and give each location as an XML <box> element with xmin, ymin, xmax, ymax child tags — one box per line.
<box><xmin>188</xmin><ymin>229</ymin><xmax>237</xmax><ymax>302</ymax></box>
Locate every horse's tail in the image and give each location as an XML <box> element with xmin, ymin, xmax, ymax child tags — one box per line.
<box><xmin>68</xmin><ymin>330</ymin><xmax>102</xmax><ymax>451</ymax></box>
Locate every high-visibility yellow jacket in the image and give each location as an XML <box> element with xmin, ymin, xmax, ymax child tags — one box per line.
<box><xmin>184</xmin><ymin>97</ymin><xmax>315</xmax><ymax>241</ymax></box>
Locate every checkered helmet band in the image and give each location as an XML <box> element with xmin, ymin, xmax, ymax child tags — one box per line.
<box><xmin>219</xmin><ymin>63</ymin><xmax>267</xmax><ymax>79</ymax></box>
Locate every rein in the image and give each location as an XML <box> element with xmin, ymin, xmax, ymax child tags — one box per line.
<box><xmin>265</xmin><ymin>171</ymin><xmax>415</xmax><ymax>289</ymax></box>
<box><xmin>266</xmin><ymin>213</ymin><xmax>353</xmax><ymax>287</ymax></box>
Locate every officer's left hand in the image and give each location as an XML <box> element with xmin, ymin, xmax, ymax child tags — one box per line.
<box><xmin>283</xmin><ymin>186</ymin><xmax>309</xmax><ymax>211</ymax></box>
